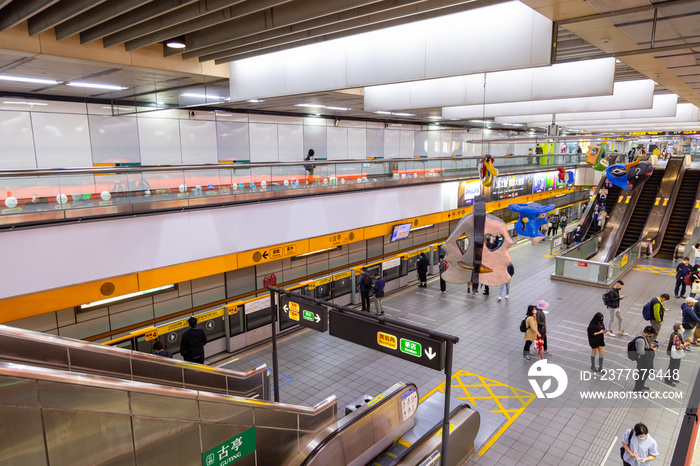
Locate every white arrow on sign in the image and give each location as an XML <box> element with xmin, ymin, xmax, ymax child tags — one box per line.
<box><xmin>314</xmin><ymin>314</ymin><xmax>321</xmax><ymax>323</ymax></box>
<box><xmin>283</xmin><ymin>304</ymin><xmax>289</xmax><ymax>313</ymax></box>
<box><xmin>425</xmin><ymin>348</ymin><xmax>436</xmax><ymax>360</ymax></box>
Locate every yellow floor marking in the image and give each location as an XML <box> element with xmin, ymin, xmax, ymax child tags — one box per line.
<box><xmin>419</xmin><ymin>369</ymin><xmax>536</xmax><ymax>456</ymax></box>
<box><xmin>632</xmin><ymin>265</ymin><xmax>675</xmax><ymax>276</ymax></box>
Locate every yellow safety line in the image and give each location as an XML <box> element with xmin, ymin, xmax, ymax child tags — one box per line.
<box><xmin>418</xmin><ymin>369</ymin><xmax>536</xmax><ymax>456</ymax></box>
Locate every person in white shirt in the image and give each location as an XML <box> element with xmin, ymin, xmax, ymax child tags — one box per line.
<box><xmin>691</xmin><ymin>243</ymin><xmax>700</xmax><ymax>266</ymax></box>
<box><xmin>621</xmin><ymin>423</ymin><xmax>658</xmax><ymax>465</ymax></box>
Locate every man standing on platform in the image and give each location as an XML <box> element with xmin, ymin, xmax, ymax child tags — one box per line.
<box><xmin>180</xmin><ymin>317</ymin><xmax>207</xmax><ymax>364</ymax></box>
<box><xmin>675</xmin><ymin>257</ymin><xmax>691</xmax><ymax>298</ymax></box>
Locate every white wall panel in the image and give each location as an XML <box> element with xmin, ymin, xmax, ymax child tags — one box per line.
<box><xmin>229</xmin><ymin>2</ymin><xmax>551</xmax><ymax>101</ymax></box>
<box><xmin>249</xmin><ymin>123</ymin><xmax>278</xmax><ymax>163</ymax></box>
<box><xmin>347</xmin><ymin>128</ymin><xmax>366</xmax><ymax>158</ymax></box>
<box><xmin>304</xmin><ymin>125</ymin><xmax>327</xmax><ymax>159</ymax></box>
<box><xmin>180</xmin><ymin>120</ymin><xmax>217</xmax><ymax>164</ymax></box>
<box><xmin>32</xmin><ymin>113</ymin><xmax>92</xmax><ymax>168</ymax></box>
<box><xmin>216</xmin><ymin>121</ymin><xmax>250</xmax><ymax>161</ymax></box>
<box><xmin>366</xmin><ymin>129</ymin><xmax>384</xmax><ymax>158</ymax></box>
<box><xmin>427</xmin><ymin>131</ymin><xmax>441</xmax><ymax>157</ymax></box>
<box><xmin>137</xmin><ymin>118</ymin><xmax>182</xmax><ymax>165</ymax></box>
<box><xmin>400</xmin><ymin>131</ymin><xmax>414</xmax><ymax>157</ymax></box>
<box><xmin>0</xmin><ymin>111</ymin><xmax>36</xmax><ymax>169</ymax></box>
<box><xmin>383</xmin><ymin>130</ymin><xmax>401</xmax><ymax>158</ymax></box>
<box><xmin>277</xmin><ymin>124</ymin><xmax>304</xmax><ymax>162</ymax></box>
<box><xmin>0</xmin><ymin>181</ymin><xmax>459</xmax><ymax>299</ymax></box>
<box><xmin>327</xmin><ymin>127</ymin><xmax>348</xmax><ymax>160</ymax></box>
<box><xmin>89</xmin><ymin>115</ymin><xmax>140</xmax><ymax>165</ymax></box>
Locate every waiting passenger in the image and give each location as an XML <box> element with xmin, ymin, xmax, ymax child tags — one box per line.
<box><xmin>522</xmin><ymin>305</ymin><xmax>539</xmax><ymax>361</ymax></box>
<box><xmin>304</xmin><ymin>149</ymin><xmax>315</xmax><ymax>180</ymax></box>
<box><xmin>692</xmin><ymin>243</ymin><xmax>700</xmax><ymax>266</ymax></box>
<box><xmin>675</xmin><ymin>257</ymin><xmax>691</xmax><ymax>298</ymax></box>
<box><xmin>416</xmin><ymin>253</ymin><xmax>429</xmax><ymax>288</ymax></box>
<box><xmin>690</xmin><ymin>265</ymin><xmax>700</xmax><ymax>298</ymax></box>
<box><xmin>357</xmin><ymin>267</ymin><xmax>373</xmax><ymax>312</ymax></box>
<box><xmin>152</xmin><ymin>340</ymin><xmax>173</xmax><ymax>358</ymax></box>
<box><xmin>372</xmin><ymin>272</ymin><xmax>385</xmax><ymax>316</ymax></box>
<box><xmin>681</xmin><ymin>297</ymin><xmax>700</xmax><ymax>344</ymax></box>
<box><xmin>587</xmin><ymin>312</ymin><xmax>606</xmax><ymax>372</ymax></box>
<box><xmin>621</xmin><ymin>423</ymin><xmax>658</xmax><ymax>466</ymax></box>
<box><xmin>665</xmin><ymin>323</ymin><xmax>688</xmax><ymax>386</ymax></box>
<box><xmin>438</xmin><ymin>254</ymin><xmax>448</xmax><ymax>293</ymax></box>
<box><xmin>180</xmin><ymin>317</ymin><xmax>207</xmax><ymax>364</ymax></box>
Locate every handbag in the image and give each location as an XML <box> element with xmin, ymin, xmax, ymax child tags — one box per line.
<box><xmin>692</xmin><ymin>282</ymin><xmax>700</xmax><ymax>294</ymax></box>
<box><xmin>671</xmin><ymin>347</ymin><xmax>686</xmax><ymax>359</ymax></box>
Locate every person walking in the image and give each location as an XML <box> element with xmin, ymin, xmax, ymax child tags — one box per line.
<box><xmin>682</xmin><ymin>297</ymin><xmax>700</xmax><ymax>344</ymax></box>
<box><xmin>497</xmin><ymin>264</ymin><xmax>514</xmax><ymax>301</ymax></box>
<box><xmin>536</xmin><ymin>300</ymin><xmax>551</xmax><ymax>356</ymax></box>
<box><xmin>692</xmin><ymin>243</ymin><xmax>700</xmax><ymax>266</ymax></box>
<box><xmin>372</xmin><ymin>272</ymin><xmax>385</xmax><ymax>316</ymax></box>
<box><xmin>438</xmin><ymin>255</ymin><xmax>448</xmax><ymax>293</ymax></box>
<box><xmin>630</xmin><ymin>326</ymin><xmax>658</xmax><ymax>391</ymax></box>
<box><xmin>689</xmin><ymin>264</ymin><xmax>700</xmax><ymax>298</ymax></box>
<box><xmin>675</xmin><ymin>257</ymin><xmax>691</xmax><ymax>298</ymax></box>
<box><xmin>358</xmin><ymin>267</ymin><xmax>373</xmax><ymax>311</ymax></box>
<box><xmin>522</xmin><ymin>305</ymin><xmax>540</xmax><ymax>361</ymax></box>
<box><xmin>665</xmin><ymin>323</ymin><xmax>688</xmax><ymax>386</ymax></box>
<box><xmin>604</xmin><ymin>280</ymin><xmax>628</xmax><ymax>337</ymax></box>
<box><xmin>416</xmin><ymin>252</ymin><xmax>429</xmax><ymax>288</ymax></box>
<box><xmin>587</xmin><ymin>312</ymin><xmax>606</xmax><ymax>372</ymax></box>
<box><xmin>621</xmin><ymin>423</ymin><xmax>659</xmax><ymax>466</ymax></box>
<box><xmin>304</xmin><ymin>149</ymin><xmax>315</xmax><ymax>182</ymax></box>
<box><xmin>180</xmin><ymin>317</ymin><xmax>207</xmax><ymax>364</ymax></box>
<box><xmin>647</xmin><ymin>294</ymin><xmax>670</xmax><ymax>339</ymax></box>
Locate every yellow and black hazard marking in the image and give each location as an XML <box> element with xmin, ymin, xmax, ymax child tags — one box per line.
<box><xmin>632</xmin><ymin>264</ymin><xmax>675</xmax><ymax>276</ymax></box>
<box><xmin>420</xmin><ymin>369</ymin><xmax>536</xmax><ymax>456</ymax></box>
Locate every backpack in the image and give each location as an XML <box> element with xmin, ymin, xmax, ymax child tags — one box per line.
<box><xmin>642</xmin><ymin>300</ymin><xmax>653</xmax><ymax>321</ymax></box>
<box><xmin>364</xmin><ymin>275</ymin><xmax>373</xmax><ymax>289</ymax></box>
<box><xmin>519</xmin><ymin>319</ymin><xmax>528</xmax><ymax>333</ymax></box>
<box><xmin>627</xmin><ymin>336</ymin><xmax>645</xmax><ymax>361</ymax></box>
<box><xmin>685</xmin><ymin>273</ymin><xmax>693</xmax><ymax>286</ymax></box>
<box><xmin>602</xmin><ymin>290</ymin><xmax>611</xmax><ymax>308</ymax></box>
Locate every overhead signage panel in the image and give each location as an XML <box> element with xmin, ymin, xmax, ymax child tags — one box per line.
<box><xmin>329</xmin><ymin>310</ymin><xmax>445</xmax><ymax>371</ymax></box>
<box><xmin>279</xmin><ymin>295</ymin><xmax>328</xmax><ymax>332</ymax></box>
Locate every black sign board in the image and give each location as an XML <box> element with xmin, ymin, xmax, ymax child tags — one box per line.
<box><xmin>279</xmin><ymin>295</ymin><xmax>328</xmax><ymax>332</ymax></box>
<box><xmin>329</xmin><ymin>310</ymin><xmax>446</xmax><ymax>371</ymax></box>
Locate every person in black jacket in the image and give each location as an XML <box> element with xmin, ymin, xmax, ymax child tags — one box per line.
<box><xmin>180</xmin><ymin>317</ymin><xmax>207</xmax><ymax>364</ymax></box>
<box><xmin>416</xmin><ymin>253</ymin><xmax>429</xmax><ymax>288</ymax></box>
<box><xmin>587</xmin><ymin>312</ymin><xmax>606</xmax><ymax>372</ymax></box>
<box><xmin>358</xmin><ymin>267</ymin><xmax>373</xmax><ymax>312</ymax></box>
<box><xmin>604</xmin><ymin>280</ymin><xmax>627</xmax><ymax>337</ymax></box>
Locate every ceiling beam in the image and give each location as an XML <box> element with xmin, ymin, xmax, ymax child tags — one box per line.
<box><xmin>0</xmin><ymin>1</ymin><xmax>13</xmax><ymax>11</ymax></box>
<box><xmin>28</xmin><ymin>0</ymin><xmax>110</xmax><ymax>36</ymax></box>
<box><xmin>181</xmin><ymin>0</ymin><xmax>430</xmax><ymax>60</ymax></box>
<box><xmin>213</xmin><ymin>0</ymin><xmax>506</xmax><ymax>64</ymax></box>
<box><xmin>183</xmin><ymin>0</ymin><xmax>389</xmax><ymax>54</ymax></box>
<box><xmin>103</xmin><ymin>0</ymin><xmax>246</xmax><ymax>48</ymax></box>
<box><xmin>55</xmin><ymin>0</ymin><xmax>154</xmax><ymax>40</ymax></box>
<box><xmin>0</xmin><ymin>0</ymin><xmax>60</xmax><ymax>31</ymax></box>
<box><xmin>80</xmin><ymin>0</ymin><xmax>199</xmax><ymax>44</ymax></box>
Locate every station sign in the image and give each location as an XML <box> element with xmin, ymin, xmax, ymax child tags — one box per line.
<box><xmin>329</xmin><ymin>310</ymin><xmax>445</xmax><ymax>371</ymax></box>
<box><xmin>279</xmin><ymin>295</ymin><xmax>328</xmax><ymax>332</ymax></box>
<box><xmin>202</xmin><ymin>427</ymin><xmax>255</xmax><ymax>466</ymax></box>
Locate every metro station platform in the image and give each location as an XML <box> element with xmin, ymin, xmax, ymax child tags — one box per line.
<box><xmin>217</xmin><ymin>237</ymin><xmax>696</xmax><ymax>466</ymax></box>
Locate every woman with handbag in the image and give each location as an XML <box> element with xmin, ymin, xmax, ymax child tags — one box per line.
<box><xmin>665</xmin><ymin>323</ymin><xmax>688</xmax><ymax>386</ymax></box>
<box><xmin>689</xmin><ymin>265</ymin><xmax>700</xmax><ymax>298</ymax></box>
<box><xmin>522</xmin><ymin>305</ymin><xmax>540</xmax><ymax>361</ymax></box>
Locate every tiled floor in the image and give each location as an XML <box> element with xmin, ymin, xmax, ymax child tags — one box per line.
<box><xmin>218</xmin><ymin>238</ymin><xmax>696</xmax><ymax>465</ymax></box>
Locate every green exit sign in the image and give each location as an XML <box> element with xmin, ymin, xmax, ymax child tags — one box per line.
<box><xmin>303</xmin><ymin>310</ymin><xmax>314</xmax><ymax>321</ymax></box>
<box><xmin>202</xmin><ymin>427</ymin><xmax>255</xmax><ymax>466</ymax></box>
<box><xmin>400</xmin><ymin>338</ymin><xmax>422</xmax><ymax>357</ymax></box>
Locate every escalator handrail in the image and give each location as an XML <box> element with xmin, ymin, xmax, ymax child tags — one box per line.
<box><xmin>299</xmin><ymin>382</ymin><xmax>417</xmax><ymax>466</ymax></box>
<box><xmin>0</xmin><ymin>360</ymin><xmax>336</xmax><ymax>415</ymax></box>
<box><xmin>0</xmin><ymin>324</ymin><xmax>266</xmax><ymax>384</ymax></box>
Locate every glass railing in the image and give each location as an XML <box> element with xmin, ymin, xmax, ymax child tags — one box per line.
<box><xmin>551</xmin><ymin>240</ymin><xmax>642</xmax><ymax>286</ymax></box>
<box><xmin>0</xmin><ymin>154</ymin><xmax>586</xmax><ymax>227</ymax></box>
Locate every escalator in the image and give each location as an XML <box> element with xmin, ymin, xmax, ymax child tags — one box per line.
<box><xmin>615</xmin><ymin>170</ymin><xmax>664</xmax><ymax>256</ymax></box>
<box><xmin>657</xmin><ymin>169</ymin><xmax>700</xmax><ymax>260</ymax></box>
<box><xmin>585</xmin><ymin>184</ymin><xmax>621</xmax><ymax>240</ymax></box>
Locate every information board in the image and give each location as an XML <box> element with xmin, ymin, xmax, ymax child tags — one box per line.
<box><xmin>329</xmin><ymin>310</ymin><xmax>445</xmax><ymax>370</ymax></box>
<box><xmin>279</xmin><ymin>295</ymin><xmax>328</xmax><ymax>332</ymax></box>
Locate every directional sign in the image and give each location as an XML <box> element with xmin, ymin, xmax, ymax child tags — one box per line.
<box><xmin>329</xmin><ymin>310</ymin><xmax>445</xmax><ymax>370</ymax></box>
<box><xmin>202</xmin><ymin>427</ymin><xmax>255</xmax><ymax>466</ymax></box>
<box><xmin>279</xmin><ymin>295</ymin><xmax>328</xmax><ymax>332</ymax></box>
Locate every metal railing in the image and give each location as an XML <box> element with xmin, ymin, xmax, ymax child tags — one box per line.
<box><xmin>551</xmin><ymin>240</ymin><xmax>643</xmax><ymax>286</ymax></box>
<box><xmin>0</xmin><ymin>154</ymin><xmax>585</xmax><ymax>227</ymax></box>
<box><xmin>0</xmin><ymin>324</ymin><xmax>270</xmax><ymax>399</ymax></box>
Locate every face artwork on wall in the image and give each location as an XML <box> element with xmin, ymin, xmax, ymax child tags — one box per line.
<box><xmin>441</xmin><ymin>196</ymin><xmax>514</xmax><ymax>286</ymax></box>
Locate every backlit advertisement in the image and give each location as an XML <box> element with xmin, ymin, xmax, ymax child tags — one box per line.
<box><xmin>532</xmin><ymin>173</ymin><xmax>546</xmax><ymax>194</ymax></box>
<box><xmin>457</xmin><ymin>180</ymin><xmax>481</xmax><ymax>206</ymax></box>
<box><xmin>459</xmin><ymin>168</ymin><xmax>574</xmax><ymax>206</ymax></box>
<box><xmin>486</xmin><ymin>174</ymin><xmax>531</xmax><ymax>201</ymax></box>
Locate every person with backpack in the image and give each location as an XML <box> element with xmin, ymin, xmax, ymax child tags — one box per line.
<box><xmin>682</xmin><ymin>297</ymin><xmax>700</xmax><ymax>344</ymax></box>
<box><xmin>521</xmin><ymin>305</ymin><xmax>540</xmax><ymax>361</ymax></box>
<box><xmin>604</xmin><ymin>280</ymin><xmax>628</xmax><ymax>337</ymax></box>
<box><xmin>438</xmin><ymin>255</ymin><xmax>448</xmax><ymax>293</ymax></box>
<box><xmin>664</xmin><ymin>323</ymin><xmax>688</xmax><ymax>387</ymax></box>
<box><xmin>416</xmin><ymin>253</ymin><xmax>429</xmax><ymax>288</ymax></box>
<box><xmin>357</xmin><ymin>267</ymin><xmax>373</xmax><ymax>312</ymax></box>
<box><xmin>675</xmin><ymin>257</ymin><xmax>691</xmax><ymax>298</ymax></box>
<box><xmin>644</xmin><ymin>294</ymin><xmax>669</xmax><ymax>340</ymax></box>
<box><xmin>587</xmin><ymin>312</ymin><xmax>606</xmax><ymax>372</ymax></box>
<box><xmin>628</xmin><ymin>326</ymin><xmax>658</xmax><ymax>392</ymax></box>
<box><xmin>372</xmin><ymin>272</ymin><xmax>385</xmax><ymax>316</ymax></box>
<box><xmin>621</xmin><ymin>423</ymin><xmax>658</xmax><ymax>466</ymax></box>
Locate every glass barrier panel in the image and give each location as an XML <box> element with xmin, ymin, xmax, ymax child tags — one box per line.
<box><xmin>245</xmin><ymin>307</ymin><xmax>271</xmax><ymax>331</ymax></box>
<box><xmin>1</xmin><ymin>175</ymin><xmax>61</xmax><ymax>214</ymax></box>
<box><xmin>183</xmin><ymin>169</ymin><xmax>228</xmax><ymax>199</ymax></box>
<box><xmin>557</xmin><ymin>258</ymin><xmax>604</xmax><ymax>283</ymax></box>
<box><xmin>229</xmin><ymin>306</ymin><xmax>244</xmax><ymax>336</ymax></box>
<box><xmin>249</xmin><ymin>166</ymin><xmax>273</xmax><ymax>193</ymax></box>
<box><xmin>140</xmin><ymin>170</ymin><xmax>187</xmax><ymax>202</ymax></box>
<box><xmin>384</xmin><ymin>265</ymin><xmax>400</xmax><ymax>281</ymax></box>
<box><xmin>58</xmin><ymin>174</ymin><xmax>100</xmax><ymax>210</ymax></box>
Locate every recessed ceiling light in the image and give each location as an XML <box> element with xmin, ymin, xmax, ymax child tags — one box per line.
<box><xmin>165</xmin><ymin>36</ymin><xmax>186</xmax><ymax>49</ymax></box>
<box><xmin>325</xmin><ymin>106</ymin><xmax>350</xmax><ymax>111</ymax></box>
<box><xmin>374</xmin><ymin>111</ymin><xmax>392</xmax><ymax>115</ymax></box>
<box><xmin>67</xmin><ymin>82</ymin><xmax>127</xmax><ymax>90</ymax></box>
<box><xmin>296</xmin><ymin>103</ymin><xmax>324</xmax><ymax>108</ymax></box>
<box><xmin>181</xmin><ymin>92</ymin><xmax>224</xmax><ymax>100</ymax></box>
<box><xmin>247</xmin><ymin>99</ymin><xmax>265</xmax><ymax>103</ymax></box>
<box><xmin>427</xmin><ymin>116</ymin><xmax>442</xmax><ymax>120</ymax></box>
<box><xmin>3</xmin><ymin>101</ymin><xmax>48</xmax><ymax>106</ymax></box>
<box><xmin>0</xmin><ymin>76</ymin><xmax>60</xmax><ymax>85</ymax></box>
<box><xmin>392</xmin><ymin>112</ymin><xmax>415</xmax><ymax>116</ymax></box>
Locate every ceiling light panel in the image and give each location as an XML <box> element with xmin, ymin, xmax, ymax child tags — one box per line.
<box><xmin>0</xmin><ymin>75</ymin><xmax>60</xmax><ymax>85</ymax></box>
<box><xmin>67</xmin><ymin>82</ymin><xmax>127</xmax><ymax>90</ymax></box>
<box><xmin>364</xmin><ymin>57</ymin><xmax>615</xmax><ymax>111</ymax></box>
<box><xmin>528</xmin><ymin>103</ymin><xmax>700</xmax><ymax>127</ymax></box>
<box><xmin>442</xmin><ymin>80</ymin><xmax>655</xmax><ymax>119</ymax></box>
